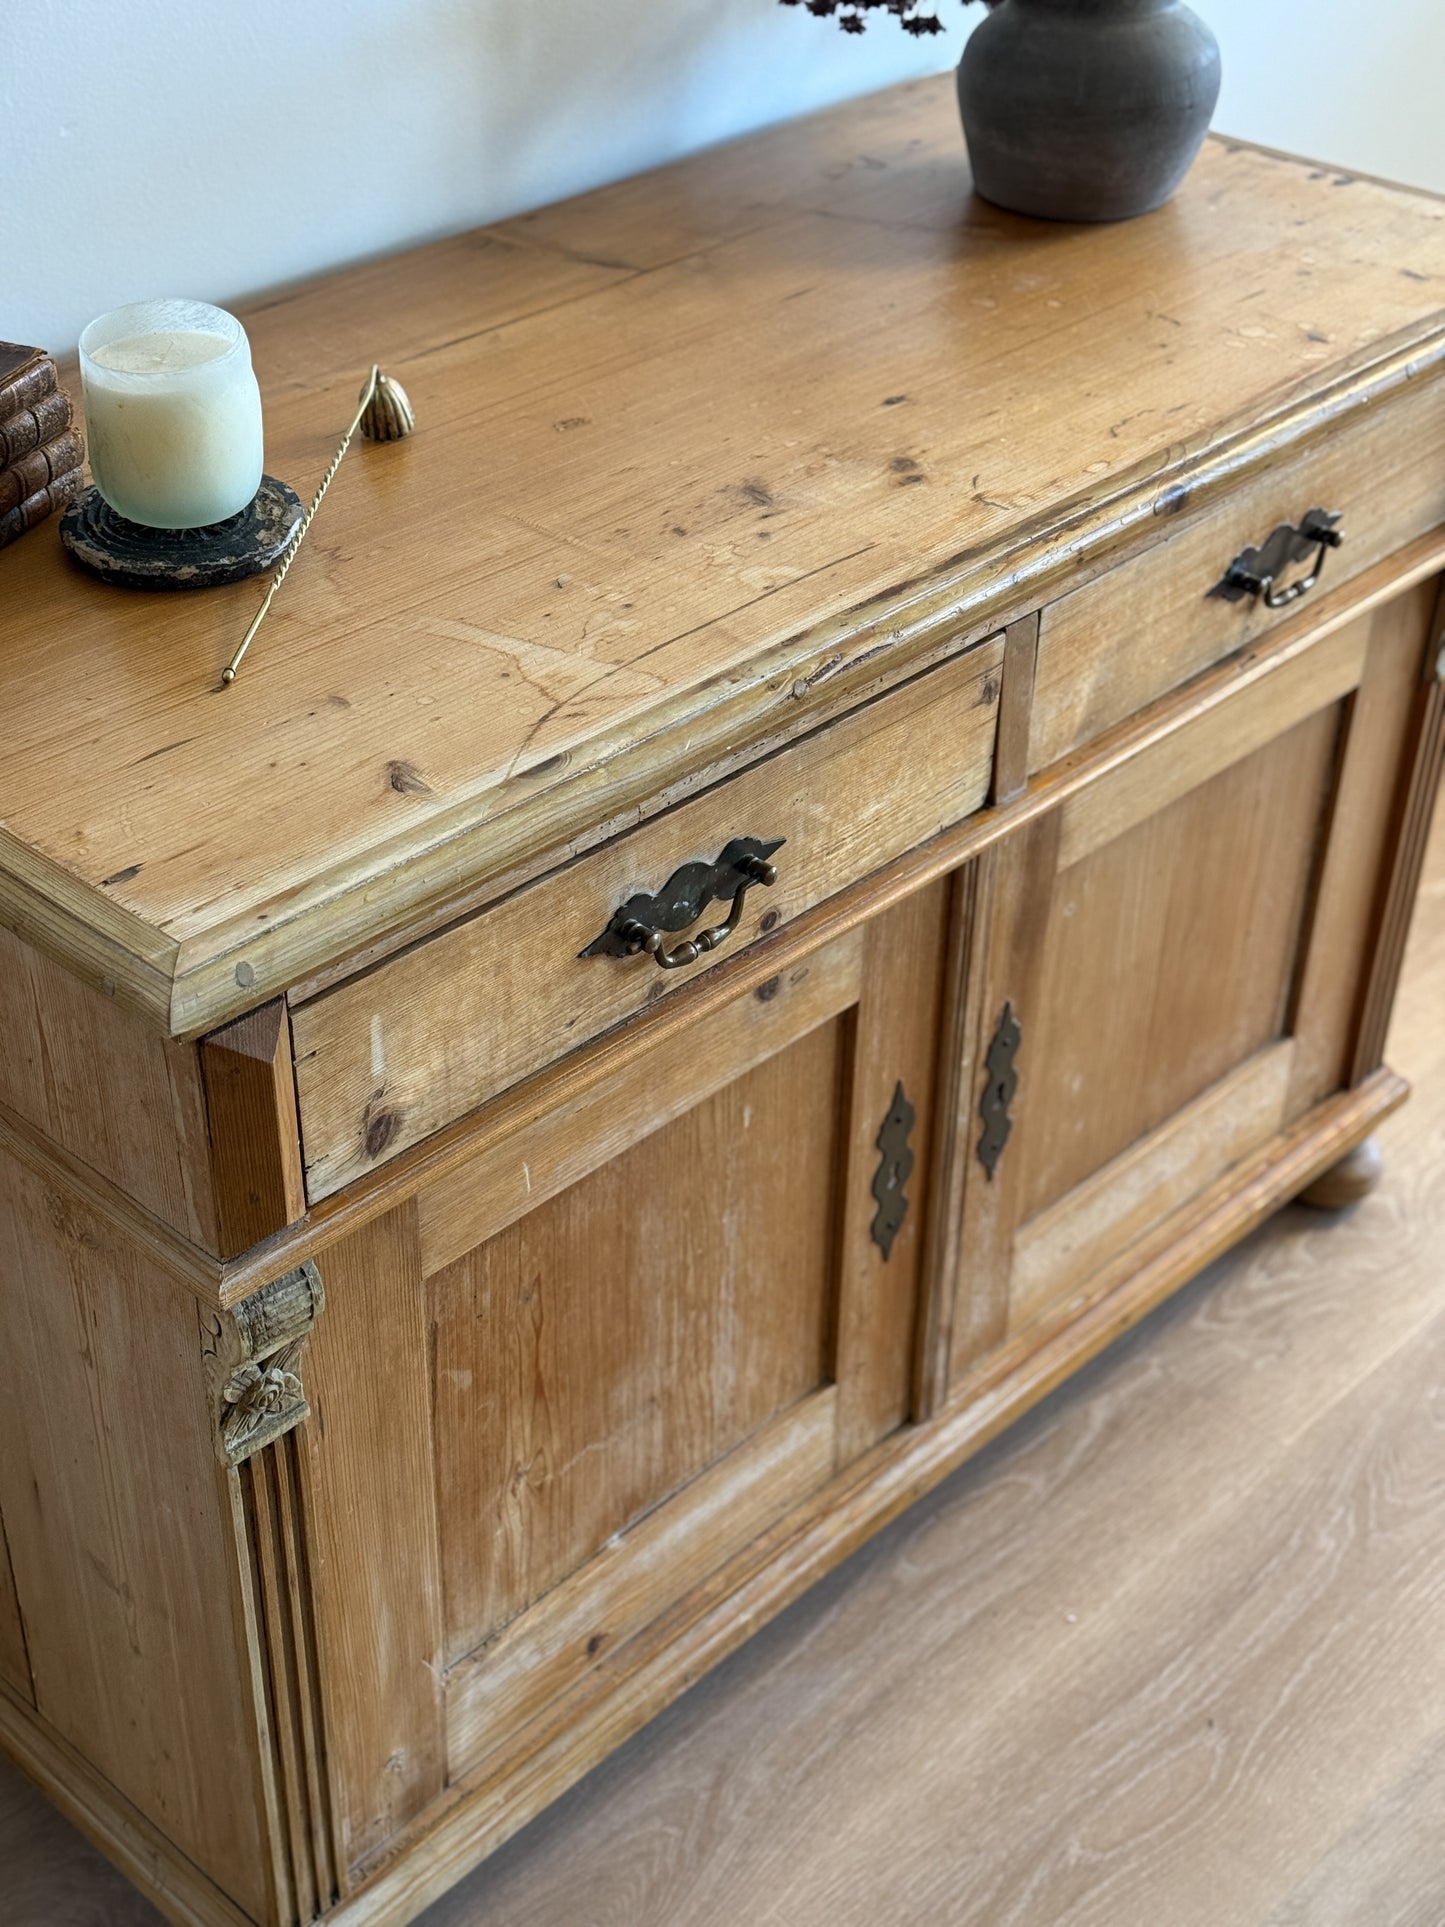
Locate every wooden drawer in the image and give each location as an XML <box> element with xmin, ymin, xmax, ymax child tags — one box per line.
<box><xmin>292</xmin><ymin>637</ymin><xmax>1003</xmax><ymax>1199</ymax></box>
<box><xmin>1029</xmin><ymin>375</ymin><xmax>1445</xmax><ymax>773</ymax></box>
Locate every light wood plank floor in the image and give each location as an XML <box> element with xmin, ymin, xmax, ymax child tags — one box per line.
<box><xmin>4</xmin><ymin>793</ymin><xmax>1443</xmax><ymax>1927</ymax></box>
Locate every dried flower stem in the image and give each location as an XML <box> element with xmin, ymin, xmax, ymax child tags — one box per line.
<box><xmin>778</xmin><ymin>0</ymin><xmax>999</xmax><ymax>36</ymax></box>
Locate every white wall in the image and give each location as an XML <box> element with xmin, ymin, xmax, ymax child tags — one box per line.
<box><xmin>1205</xmin><ymin>0</ymin><xmax>1445</xmax><ymax>195</ymax></box>
<box><xmin>4</xmin><ymin>0</ymin><xmax>948</xmax><ymax>354</ymax></box>
<box><xmin>5</xmin><ymin>0</ymin><xmax>1444</xmax><ymax>356</ymax></box>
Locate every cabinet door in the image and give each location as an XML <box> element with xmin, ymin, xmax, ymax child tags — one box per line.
<box><xmin>420</xmin><ymin>888</ymin><xmax>947</xmax><ymax>1784</ymax></box>
<box><xmin>945</xmin><ymin>574</ymin><xmax>1443</xmax><ymax>1388</ymax></box>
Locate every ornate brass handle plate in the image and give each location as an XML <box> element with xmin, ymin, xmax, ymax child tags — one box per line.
<box><xmin>1218</xmin><ymin>507</ymin><xmax>1344</xmax><ymax>610</ymax></box>
<box><xmin>581</xmin><ymin>836</ymin><xmax>784</xmax><ymax>971</ymax></box>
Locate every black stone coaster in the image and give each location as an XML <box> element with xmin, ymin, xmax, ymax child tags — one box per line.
<box><xmin>59</xmin><ymin>476</ymin><xmax>303</xmax><ymax>590</ymax></box>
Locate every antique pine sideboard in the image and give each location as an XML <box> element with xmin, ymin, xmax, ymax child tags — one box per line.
<box><xmin>3</xmin><ymin>76</ymin><xmax>1445</xmax><ymax>1927</ymax></box>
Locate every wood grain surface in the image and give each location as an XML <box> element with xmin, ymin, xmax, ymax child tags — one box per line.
<box><xmin>1008</xmin><ymin>1038</ymin><xmax>1296</xmax><ymax>1338</ymax></box>
<box><xmin>431</xmin><ymin>1018</ymin><xmax>842</xmax><ymax>1664</ymax></box>
<box><xmin>0</xmin><ymin>1160</ymin><xmax>269</xmax><ymax>1919</ymax></box>
<box><xmin>1029</xmin><ymin>370</ymin><xmax>1445</xmax><ymax>774</ymax></box>
<box><xmin>0</xmin><ymin>923</ymin><xmax>218</xmax><ymax>1244</ymax></box>
<box><xmin>3</xmin><ymin>81</ymin><xmax>1445</xmax><ymax>1034</ymax></box>
<box><xmin>0</xmin><ymin>1520</ymin><xmax>29</xmax><ymax>1705</ymax></box>
<box><xmin>290</xmin><ymin>635</ymin><xmax>999</xmax><ymax>1198</ymax></box>
<box><xmin>1025</xmin><ymin>703</ymin><xmax>1338</xmax><ymax>1213</ymax></box>
<box><xmin>200</xmin><ymin>999</ymin><xmax>307</xmax><ymax>1255</ymax></box>
<box><xmin>298</xmin><ymin>1207</ymin><xmax>447</xmax><ymax>1886</ymax></box>
<box><xmin>3</xmin><ymin>801</ymin><xmax>1439</xmax><ymax>1927</ymax></box>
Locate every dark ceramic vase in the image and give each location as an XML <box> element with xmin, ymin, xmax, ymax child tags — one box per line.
<box><xmin>957</xmin><ymin>0</ymin><xmax>1222</xmax><ymax>223</ymax></box>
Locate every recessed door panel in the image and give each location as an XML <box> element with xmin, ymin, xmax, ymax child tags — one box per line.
<box><xmin>431</xmin><ymin>1017</ymin><xmax>843</xmax><ymax>1661</ymax></box>
<box><xmin>1014</xmin><ymin>704</ymin><xmax>1337</xmax><ymax>1222</ymax></box>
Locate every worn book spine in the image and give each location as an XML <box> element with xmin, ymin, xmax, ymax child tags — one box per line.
<box><xmin>0</xmin><ymin>466</ymin><xmax>82</xmax><ymax>550</ymax></box>
<box><xmin>0</xmin><ymin>389</ymin><xmax>73</xmax><ymax>468</ymax></box>
<box><xmin>0</xmin><ymin>429</ymin><xmax>85</xmax><ymax>517</ymax></box>
<box><xmin>0</xmin><ymin>357</ymin><xmax>58</xmax><ymax>427</ymax></box>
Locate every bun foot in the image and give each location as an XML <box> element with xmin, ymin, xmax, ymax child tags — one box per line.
<box><xmin>1299</xmin><ymin>1135</ymin><xmax>1385</xmax><ymax>1210</ymax></box>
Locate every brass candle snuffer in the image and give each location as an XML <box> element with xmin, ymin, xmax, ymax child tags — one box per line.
<box><xmin>221</xmin><ymin>364</ymin><xmax>415</xmax><ymax>687</ymax></box>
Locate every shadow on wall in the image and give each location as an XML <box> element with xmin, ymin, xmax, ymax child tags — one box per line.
<box><xmin>441</xmin><ymin>0</ymin><xmax>957</xmax><ymax>225</ymax></box>
<box><xmin>12</xmin><ymin>0</ymin><xmax>956</xmax><ymax>351</ymax></box>
<box><xmin>13</xmin><ymin>0</ymin><xmax>1445</xmax><ymax>351</ymax></box>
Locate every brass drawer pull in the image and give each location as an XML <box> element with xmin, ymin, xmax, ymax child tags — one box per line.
<box><xmin>1220</xmin><ymin>507</ymin><xmax>1344</xmax><ymax>610</ymax></box>
<box><xmin>581</xmin><ymin>836</ymin><xmax>784</xmax><ymax>971</ymax></box>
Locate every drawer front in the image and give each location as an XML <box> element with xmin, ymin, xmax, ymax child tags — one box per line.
<box><xmin>292</xmin><ymin>638</ymin><xmax>1003</xmax><ymax>1199</ymax></box>
<box><xmin>1030</xmin><ymin>373</ymin><xmax>1445</xmax><ymax>773</ymax></box>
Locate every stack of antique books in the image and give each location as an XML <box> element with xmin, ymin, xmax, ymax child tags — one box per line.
<box><xmin>0</xmin><ymin>341</ymin><xmax>83</xmax><ymax>550</ymax></box>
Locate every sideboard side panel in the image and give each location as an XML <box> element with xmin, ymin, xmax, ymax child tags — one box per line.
<box><xmin>0</xmin><ymin>924</ymin><xmax>220</xmax><ymax>1248</ymax></box>
<box><xmin>0</xmin><ymin>1138</ymin><xmax>269</xmax><ymax>1920</ymax></box>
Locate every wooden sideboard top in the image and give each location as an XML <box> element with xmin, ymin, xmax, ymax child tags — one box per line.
<box><xmin>4</xmin><ymin>75</ymin><xmax>1445</xmax><ymax>1036</ymax></box>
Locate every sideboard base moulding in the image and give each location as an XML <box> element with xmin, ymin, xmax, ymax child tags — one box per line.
<box><xmin>2</xmin><ymin>76</ymin><xmax>1445</xmax><ymax>1927</ymax></box>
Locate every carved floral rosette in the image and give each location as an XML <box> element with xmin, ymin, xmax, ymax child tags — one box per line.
<box><xmin>201</xmin><ymin>1260</ymin><xmax>325</xmax><ymax>1466</ymax></box>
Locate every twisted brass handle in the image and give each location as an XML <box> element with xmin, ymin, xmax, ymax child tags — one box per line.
<box><xmin>617</xmin><ymin>854</ymin><xmax>777</xmax><ymax>970</ymax></box>
<box><xmin>579</xmin><ymin>836</ymin><xmax>785</xmax><ymax>972</ymax></box>
<box><xmin>1222</xmin><ymin>508</ymin><xmax>1344</xmax><ymax>611</ymax></box>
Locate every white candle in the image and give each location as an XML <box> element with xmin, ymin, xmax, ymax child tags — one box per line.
<box><xmin>79</xmin><ymin>299</ymin><xmax>264</xmax><ymax>529</ymax></box>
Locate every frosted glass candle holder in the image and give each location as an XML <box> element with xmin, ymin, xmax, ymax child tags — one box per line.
<box><xmin>79</xmin><ymin>299</ymin><xmax>265</xmax><ymax>529</ymax></box>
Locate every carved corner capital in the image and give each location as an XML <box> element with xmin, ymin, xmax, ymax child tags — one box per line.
<box><xmin>202</xmin><ymin>1260</ymin><xmax>326</xmax><ymax>1466</ymax></box>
